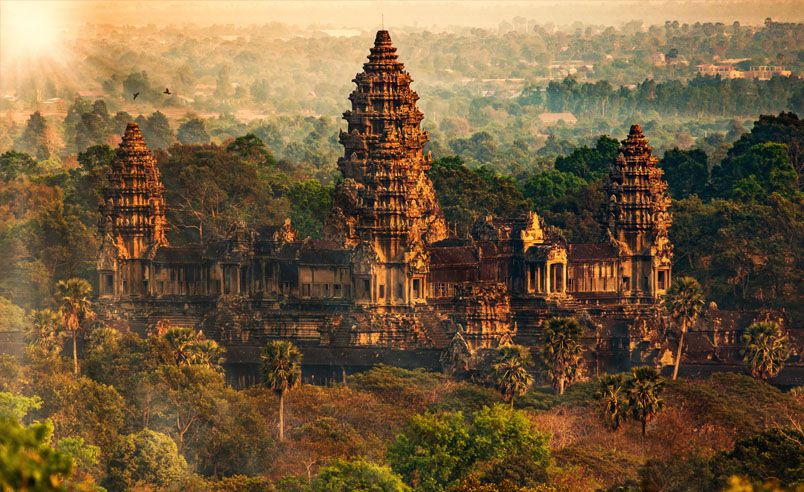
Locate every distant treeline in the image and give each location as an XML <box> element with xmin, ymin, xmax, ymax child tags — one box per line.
<box><xmin>515</xmin><ymin>75</ymin><xmax>803</xmax><ymax>118</ymax></box>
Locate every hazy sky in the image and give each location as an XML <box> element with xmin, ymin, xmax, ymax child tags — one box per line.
<box><xmin>2</xmin><ymin>0</ymin><xmax>803</xmax><ymax>33</ymax></box>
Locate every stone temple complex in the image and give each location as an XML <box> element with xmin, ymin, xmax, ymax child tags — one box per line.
<box><xmin>97</xmin><ymin>31</ymin><xmax>698</xmax><ymax>383</ymax></box>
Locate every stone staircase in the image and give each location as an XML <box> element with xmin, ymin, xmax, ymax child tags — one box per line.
<box><xmin>415</xmin><ymin>306</ymin><xmax>450</xmax><ymax>348</ymax></box>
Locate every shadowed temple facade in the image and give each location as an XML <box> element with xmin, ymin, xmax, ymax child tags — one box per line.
<box><xmin>97</xmin><ymin>31</ymin><xmax>693</xmax><ymax>383</ymax></box>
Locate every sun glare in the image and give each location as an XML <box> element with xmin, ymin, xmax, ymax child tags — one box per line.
<box><xmin>1</xmin><ymin>0</ymin><xmax>63</xmax><ymax>62</ymax></box>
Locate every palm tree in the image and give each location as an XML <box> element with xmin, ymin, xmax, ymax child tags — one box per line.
<box><xmin>741</xmin><ymin>321</ymin><xmax>792</xmax><ymax>380</ymax></box>
<box><xmin>261</xmin><ymin>341</ymin><xmax>302</xmax><ymax>442</ymax></box>
<box><xmin>26</xmin><ymin>308</ymin><xmax>63</xmax><ymax>364</ymax></box>
<box><xmin>626</xmin><ymin>366</ymin><xmax>665</xmax><ymax>436</ymax></box>
<box><xmin>491</xmin><ymin>344</ymin><xmax>534</xmax><ymax>407</ymax></box>
<box><xmin>159</xmin><ymin>326</ymin><xmax>224</xmax><ymax>368</ymax></box>
<box><xmin>662</xmin><ymin>277</ymin><xmax>705</xmax><ymax>380</ymax></box>
<box><xmin>597</xmin><ymin>373</ymin><xmax>627</xmax><ymax>431</ymax></box>
<box><xmin>537</xmin><ymin>317</ymin><xmax>584</xmax><ymax>395</ymax></box>
<box><xmin>54</xmin><ymin>278</ymin><xmax>95</xmax><ymax>375</ymax></box>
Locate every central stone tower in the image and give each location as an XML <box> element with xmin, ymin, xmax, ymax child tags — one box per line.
<box><xmin>604</xmin><ymin>124</ymin><xmax>672</xmax><ymax>301</ymax></box>
<box><xmin>325</xmin><ymin>30</ymin><xmax>447</xmax><ymax>309</ymax></box>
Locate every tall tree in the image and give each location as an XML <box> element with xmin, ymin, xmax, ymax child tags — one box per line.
<box><xmin>15</xmin><ymin>112</ymin><xmax>53</xmax><ymax>160</ymax></box>
<box><xmin>537</xmin><ymin>317</ymin><xmax>584</xmax><ymax>395</ymax></box>
<box><xmin>659</xmin><ymin>148</ymin><xmax>708</xmax><ymax>198</ymax></box>
<box><xmin>490</xmin><ymin>345</ymin><xmax>534</xmax><ymax>407</ymax></box>
<box><xmin>741</xmin><ymin>321</ymin><xmax>792</xmax><ymax>380</ymax></box>
<box><xmin>142</xmin><ymin>111</ymin><xmax>175</xmax><ymax>150</ymax></box>
<box><xmin>54</xmin><ymin>278</ymin><xmax>94</xmax><ymax>375</ymax></box>
<box><xmin>662</xmin><ymin>276</ymin><xmax>705</xmax><ymax>380</ymax></box>
<box><xmin>626</xmin><ymin>366</ymin><xmax>665</xmax><ymax>436</ymax></box>
<box><xmin>176</xmin><ymin>118</ymin><xmax>211</xmax><ymax>145</ymax></box>
<box><xmin>260</xmin><ymin>340</ymin><xmax>302</xmax><ymax>442</ymax></box>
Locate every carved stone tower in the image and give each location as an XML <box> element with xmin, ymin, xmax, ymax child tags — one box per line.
<box><xmin>98</xmin><ymin>122</ymin><xmax>167</xmax><ymax>298</ymax></box>
<box><xmin>604</xmin><ymin>124</ymin><xmax>672</xmax><ymax>301</ymax></box>
<box><xmin>326</xmin><ymin>30</ymin><xmax>447</xmax><ymax>309</ymax></box>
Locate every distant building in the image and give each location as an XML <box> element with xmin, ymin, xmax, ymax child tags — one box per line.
<box><xmin>696</xmin><ymin>64</ymin><xmax>744</xmax><ymax>79</ymax></box>
<box><xmin>745</xmin><ymin>65</ymin><xmax>792</xmax><ymax>80</ymax></box>
<box><xmin>697</xmin><ymin>64</ymin><xmax>792</xmax><ymax>80</ymax></box>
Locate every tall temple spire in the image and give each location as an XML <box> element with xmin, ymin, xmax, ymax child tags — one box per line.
<box><xmin>101</xmin><ymin>122</ymin><xmax>167</xmax><ymax>260</ymax></box>
<box><xmin>325</xmin><ymin>30</ymin><xmax>447</xmax><ymax>307</ymax></box>
<box><xmin>604</xmin><ymin>124</ymin><xmax>672</xmax><ymax>298</ymax></box>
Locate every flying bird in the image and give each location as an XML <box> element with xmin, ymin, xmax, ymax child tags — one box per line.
<box><xmin>163</xmin><ymin>88</ymin><xmax>171</xmax><ymax>95</ymax></box>
<box><xmin>132</xmin><ymin>92</ymin><xmax>140</xmax><ymax>100</ymax></box>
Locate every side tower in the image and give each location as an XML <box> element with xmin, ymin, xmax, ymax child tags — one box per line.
<box><xmin>605</xmin><ymin>124</ymin><xmax>672</xmax><ymax>302</ymax></box>
<box><xmin>98</xmin><ymin>122</ymin><xmax>168</xmax><ymax>298</ymax></box>
<box><xmin>326</xmin><ymin>30</ymin><xmax>447</xmax><ymax>309</ymax></box>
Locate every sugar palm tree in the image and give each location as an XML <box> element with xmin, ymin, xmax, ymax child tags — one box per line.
<box><xmin>26</xmin><ymin>308</ymin><xmax>63</xmax><ymax>364</ymax></box>
<box><xmin>491</xmin><ymin>344</ymin><xmax>534</xmax><ymax>407</ymax></box>
<box><xmin>626</xmin><ymin>366</ymin><xmax>665</xmax><ymax>436</ymax></box>
<box><xmin>538</xmin><ymin>317</ymin><xmax>584</xmax><ymax>395</ymax></box>
<box><xmin>741</xmin><ymin>321</ymin><xmax>792</xmax><ymax>380</ymax></box>
<box><xmin>597</xmin><ymin>373</ymin><xmax>627</xmax><ymax>431</ymax></box>
<box><xmin>54</xmin><ymin>278</ymin><xmax>95</xmax><ymax>375</ymax></box>
<box><xmin>160</xmin><ymin>326</ymin><xmax>223</xmax><ymax>366</ymax></box>
<box><xmin>261</xmin><ymin>341</ymin><xmax>302</xmax><ymax>442</ymax></box>
<box><xmin>662</xmin><ymin>277</ymin><xmax>705</xmax><ymax>380</ymax></box>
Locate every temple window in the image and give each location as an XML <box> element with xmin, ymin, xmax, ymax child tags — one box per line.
<box><xmin>658</xmin><ymin>270</ymin><xmax>667</xmax><ymax>290</ymax></box>
<box><xmin>412</xmin><ymin>278</ymin><xmax>421</xmax><ymax>299</ymax></box>
<box><xmin>322</xmin><ymin>284</ymin><xmax>330</xmax><ymax>298</ymax></box>
<box><xmin>102</xmin><ymin>274</ymin><xmax>114</xmax><ymax>295</ymax></box>
<box><xmin>334</xmin><ymin>284</ymin><xmax>341</xmax><ymax>298</ymax></box>
<box><xmin>312</xmin><ymin>284</ymin><xmax>321</xmax><ymax>298</ymax></box>
<box><xmin>622</xmin><ymin>276</ymin><xmax>630</xmax><ymax>290</ymax></box>
<box><xmin>378</xmin><ymin>284</ymin><xmax>385</xmax><ymax>299</ymax></box>
<box><xmin>302</xmin><ymin>284</ymin><xmax>311</xmax><ymax>297</ymax></box>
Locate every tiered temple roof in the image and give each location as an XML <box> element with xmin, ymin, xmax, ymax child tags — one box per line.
<box><xmin>101</xmin><ymin>122</ymin><xmax>167</xmax><ymax>259</ymax></box>
<box><xmin>327</xmin><ymin>30</ymin><xmax>447</xmax><ymax>250</ymax></box>
<box><xmin>605</xmin><ymin>124</ymin><xmax>672</xmax><ymax>258</ymax></box>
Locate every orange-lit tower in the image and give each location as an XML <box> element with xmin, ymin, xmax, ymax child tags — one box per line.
<box><xmin>98</xmin><ymin>122</ymin><xmax>167</xmax><ymax>298</ymax></box>
<box><xmin>326</xmin><ymin>30</ymin><xmax>447</xmax><ymax>308</ymax></box>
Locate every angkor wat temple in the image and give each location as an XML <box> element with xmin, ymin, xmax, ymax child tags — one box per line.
<box><xmin>96</xmin><ymin>31</ymin><xmax>766</xmax><ymax>384</ymax></box>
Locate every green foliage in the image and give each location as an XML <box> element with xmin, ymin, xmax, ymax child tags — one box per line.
<box><xmin>554</xmin><ymin>135</ymin><xmax>619</xmax><ymax>182</ymax></box>
<box><xmin>261</xmin><ymin>341</ymin><xmax>302</xmax><ymax>396</ymax></box>
<box><xmin>159</xmin><ymin>140</ymin><xmax>288</xmax><ymax>242</ymax></box>
<box><xmin>637</xmin><ymin>427</ymin><xmax>804</xmax><ymax>490</ymax></box>
<box><xmin>741</xmin><ymin>321</ymin><xmax>792</xmax><ymax>380</ymax></box>
<box><xmin>490</xmin><ymin>345</ymin><xmax>534</xmax><ymax>405</ymax></box>
<box><xmin>0</xmin><ymin>297</ymin><xmax>26</xmax><ymax>333</ymax></box>
<box><xmin>387</xmin><ymin>411</ymin><xmax>474</xmax><ymax>492</ymax></box>
<box><xmin>659</xmin><ymin>148</ymin><xmax>708</xmax><ymax>198</ymax></box>
<box><xmin>523</xmin><ymin>170</ymin><xmax>587</xmax><ymax>208</ymax></box>
<box><xmin>0</xmin><ymin>392</ymin><xmax>42</xmax><ymax>421</ymax></box>
<box><xmin>0</xmin><ymin>151</ymin><xmax>39</xmax><ymax>181</ymax></box>
<box><xmin>312</xmin><ymin>459</ymin><xmax>411</xmax><ymax>492</ymax></box>
<box><xmin>155</xmin><ymin>326</ymin><xmax>226</xmax><ymax>368</ymax></box>
<box><xmin>0</xmin><ymin>418</ymin><xmax>82</xmax><ymax>491</ymax></box>
<box><xmin>104</xmin><ymin>429</ymin><xmax>189</xmax><ymax>490</ymax></box>
<box><xmin>288</xmin><ymin>179</ymin><xmax>333</xmax><ymax>239</ymax></box>
<box><xmin>712</xmin><ymin>427</ymin><xmax>804</xmax><ymax>487</ymax></box>
<box><xmin>429</xmin><ymin>156</ymin><xmax>529</xmax><ymax>235</ymax></box>
<box><xmin>536</xmin><ymin>317</ymin><xmax>584</xmax><ymax>395</ymax></box>
<box><xmin>349</xmin><ymin>365</ymin><xmax>446</xmax><ymax>407</ymax></box>
<box><xmin>177</xmin><ymin>118</ymin><xmax>211</xmax><ymax>145</ymax></box>
<box><xmin>388</xmin><ymin>405</ymin><xmax>551</xmax><ymax>492</ymax></box>
<box><xmin>662</xmin><ymin>276</ymin><xmax>705</xmax><ymax>380</ymax></box>
<box><xmin>596</xmin><ymin>374</ymin><xmax>627</xmax><ymax>431</ymax></box>
<box><xmin>625</xmin><ymin>367</ymin><xmax>665</xmax><ymax>435</ymax></box>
